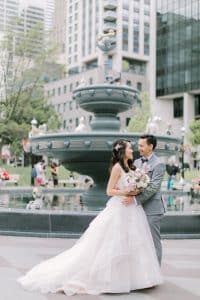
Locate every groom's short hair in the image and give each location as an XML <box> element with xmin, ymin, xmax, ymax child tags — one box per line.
<box><xmin>139</xmin><ymin>134</ymin><xmax>157</xmax><ymax>150</ymax></box>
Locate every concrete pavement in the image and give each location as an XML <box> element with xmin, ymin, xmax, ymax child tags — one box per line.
<box><xmin>0</xmin><ymin>236</ymin><xmax>199</xmax><ymax>300</ymax></box>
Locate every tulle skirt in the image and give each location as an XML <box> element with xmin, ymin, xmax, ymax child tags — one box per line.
<box><xmin>18</xmin><ymin>196</ymin><xmax>163</xmax><ymax>295</ymax></box>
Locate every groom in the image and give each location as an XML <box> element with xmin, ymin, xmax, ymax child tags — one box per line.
<box><xmin>123</xmin><ymin>134</ymin><xmax>165</xmax><ymax>265</ymax></box>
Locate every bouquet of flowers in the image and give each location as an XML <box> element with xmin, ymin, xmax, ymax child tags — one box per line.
<box><xmin>124</xmin><ymin>168</ymin><xmax>150</xmax><ymax>192</ymax></box>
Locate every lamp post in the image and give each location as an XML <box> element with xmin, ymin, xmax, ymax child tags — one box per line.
<box><xmin>30</xmin><ymin>118</ymin><xmax>38</xmax><ymax>185</ymax></box>
<box><xmin>181</xmin><ymin>126</ymin><xmax>185</xmax><ymax>179</ymax></box>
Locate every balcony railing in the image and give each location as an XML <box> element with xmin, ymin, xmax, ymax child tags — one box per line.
<box><xmin>104</xmin><ymin>0</ymin><xmax>117</xmax><ymax>9</ymax></box>
<box><xmin>103</xmin><ymin>21</ymin><xmax>117</xmax><ymax>31</ymax></box>
<box><xmin>104</xmin><ymin>10</ymin><xmax>117</xmax><ymax>21</ymax></box>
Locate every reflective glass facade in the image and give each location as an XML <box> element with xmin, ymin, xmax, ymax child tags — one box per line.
<box><xmin>156</xmin><ymin>0</ymin><xmax>200</xmax><ymax>96</ymax></box>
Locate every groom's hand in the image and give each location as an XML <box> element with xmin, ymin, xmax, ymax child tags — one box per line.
<box><xmin>122</xmin><ymin>196</ymin><xmax>136</xmax><ymax>206</ymax></box>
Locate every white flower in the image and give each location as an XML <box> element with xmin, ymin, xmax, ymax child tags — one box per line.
<box><xmin>124</xmin><ymin>169</ymin><xmax>150</xmax><ymax>191</ymax></box>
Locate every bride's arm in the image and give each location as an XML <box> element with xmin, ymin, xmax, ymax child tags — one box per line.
<box><xmin>106</xmin><ymin>164</ymin><xmax>130</xmax><ymax>197</ymax></box>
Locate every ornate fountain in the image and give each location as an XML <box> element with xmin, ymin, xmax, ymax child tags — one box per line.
<box><xmin>30</xmin><ymin>31</ymin><xmax>180</xmax><ymax>205</ymax></box>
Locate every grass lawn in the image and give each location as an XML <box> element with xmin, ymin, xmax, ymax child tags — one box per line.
<box><xmin>1</xmin><ymin>164</ymin><xmax>200</xmax><ymax>187</ymax></box>
<box><xmin>164</xmin><ymin>169</ymin><xmax>200</xmax><ymax>182</ymax></box>
<box><xmin>3</xmin><ymin>165</ymin><xmax>73</xmax><ymax>186</ymax></box>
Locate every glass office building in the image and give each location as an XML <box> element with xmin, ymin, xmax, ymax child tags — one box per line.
<box><xmin>156</xmin><ymin>0</ymin><xmax>200</xmax><ymax>97</ymax></box>
<box><xmin>153</xmin><ymin>0</ymin><xmax>200</xmax><ymax>140</ymax></box>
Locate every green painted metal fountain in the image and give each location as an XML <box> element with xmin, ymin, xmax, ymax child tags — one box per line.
<box><xmin>30</xmin><ymin>31</ymin><xmax>180</xmax><ymax>205</ymax></box>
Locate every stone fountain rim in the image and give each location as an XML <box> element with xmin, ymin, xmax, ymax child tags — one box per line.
<box><xmin>73</xmin><ymin>83</ymin><xmax>139</xmax><ymax>94</ymax></box>
<box><xmin>30</xmin><ymin>132</ymin><xmax>180</xmax><ymax>142</ymax></box>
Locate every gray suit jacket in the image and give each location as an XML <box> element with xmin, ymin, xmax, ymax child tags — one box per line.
<box><xmin>134</xmin><ymin>153</ymin><xmax>166</xmax><ymax>216</ymax></box>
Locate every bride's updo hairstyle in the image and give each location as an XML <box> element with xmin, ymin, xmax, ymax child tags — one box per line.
<box><xmin>109</xmin><ymin>139</ymin><xmax>136</xmax><ymax>173</ymax></box>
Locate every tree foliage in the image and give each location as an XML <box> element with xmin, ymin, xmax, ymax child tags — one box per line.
<box><xmin>0</xmin><ymin>21</ymin><xmax>63</xmax><ymax>156</ymax></box>
<box><xmin>127</xmin><ymin>92</ymin><xmax>151</xmax><ymax>132</ymax></box>
<box><xmin>189</xmin><ymin>119</ymin><xmax>200</xmax><ymax>145</ymax></box>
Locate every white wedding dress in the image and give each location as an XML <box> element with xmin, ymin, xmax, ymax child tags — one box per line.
<box><xmin>18</xmin><ymin>168</ymin><xmax>163</xmax><ymax>296</ymax></box>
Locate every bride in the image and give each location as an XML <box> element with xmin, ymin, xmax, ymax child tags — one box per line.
<box><xmin>18</xmin><ymin>139</ymin><xmax>163</xmax><ymax>296</ymax></box>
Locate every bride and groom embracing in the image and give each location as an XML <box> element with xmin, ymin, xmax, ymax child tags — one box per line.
<box><xmin>18</xmin><ymin>134</ymin><xmax>166</xmax><ymax>296</ymax></box>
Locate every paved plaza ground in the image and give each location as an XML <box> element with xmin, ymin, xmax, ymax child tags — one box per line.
<box><xmin>0</xmin><ymin>236</ymin><xmax>199</xmax><ymax>300</ymax></box>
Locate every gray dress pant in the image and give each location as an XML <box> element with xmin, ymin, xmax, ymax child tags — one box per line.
<box><xmin>146</xmin><ymin>214</ymin><xmax>163</xmax><ymax>265</ymax></box>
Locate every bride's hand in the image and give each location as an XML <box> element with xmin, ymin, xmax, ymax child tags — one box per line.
<box><xmin>125</xmin><ymin>189</ymin><xmax>140</xmax><ymax>196</ymax></box>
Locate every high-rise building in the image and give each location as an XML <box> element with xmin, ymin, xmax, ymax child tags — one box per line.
<box><xmin>0</xmin><ymin>0</ymin><xmax>45</xmax><ymax>54</ymax></box>
<box><xmin>53</xmin><ymin>0</ymin><xmax>66</xmax><ymax>64</ymax></box>
<box><xmin>66</xmin><ymin>0</ymin><xmax>152</xmax><ymax>75</ymax></box>
<box><xmin>45</xmin><ymin>0</ymin><xmax>155</xmax><ymax>132</ymax></box>
<box><xmin>18</xmin><ymin>4</ymin><xmax>44</xmax><ymax>34</ymax></box>
<box><xmin>0</xmin><ymin>0</ymin><xmax>45</xmax><ymax>104</ymax></box>
<box><xmin>44</xmin><ymin>0</ymin><xmax>55</xmax><ymax>32</ymax></box>
<box><xmin>154</xmin><ymin>0</ymin><xmax>200</xmax><ymax>136</ymax></box>
<box><xmin>0</xmin><ymin>0</ymin><xmax>19</xmax><ymax>31</ymax></box>
<box><xmin>0</xmin><ymin>32</ymin><xmax>6</xmax><ymax>103</ymax></box>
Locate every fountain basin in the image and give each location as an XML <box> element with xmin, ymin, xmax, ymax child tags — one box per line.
<box><xmin>74</xmin><ymin>84</ymin><xmax>140</xmax><ymax>114</ymax></box>
<box><xmin>30</xmin><ymin>132</ymin><xmax>180</xmax><ymax>201</ymax></box>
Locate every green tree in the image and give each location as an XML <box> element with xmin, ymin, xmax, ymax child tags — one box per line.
<box><xmin>0</xmin><ymin>22</ymin><xmax>63</xmax><ymax>156</ymax></box>
<box><xmin>127</xmin><ymin>92</ymin><xmax>151</xmax><ymax>132</ymax></box>
<box><xmin>189</xmin><ymin>119</ymin><xmax>200</xmax><ymax>145</ymax></box>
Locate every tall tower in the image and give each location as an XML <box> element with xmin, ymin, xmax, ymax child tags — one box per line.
<box><xmin>154</xmin><ymin>0</ymin><xmax>200</xmax><ymax>136</ymax></box>
<box><xmin>66</xmin><ymin>0</ymin><xmax>152</xmax><ymax>79</ymax></box>
<box><xmin>45</xmin><ymin>0</ymin><xmax>155</xmax><ymax>131</ymax></box>
<box><xmin>18</xmin><ymin>4</ymin><xmax>44</xmax><ymax>53</ymax></box>
<box><xmin>0</xmin><ymin>0</ymin><xmax>19</xmax><ymax>32</ymax></box>
<box><xmin>44</xmin><ymin>0</ymin><xmax>55</xmax><ymax>33</ymax></box>
<box><xmin>53</xmin><ymin>0</ymin><xmax>66</xmax><ymax>64</ymax></box>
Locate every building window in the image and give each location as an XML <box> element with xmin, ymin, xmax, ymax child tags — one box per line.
<box><xmin>173</xmin><ymin>97</ymin><xmax>183</xmax><ymax>118</ymax></box>
<box><xmin>126</xmin><ymin>117</ymin><xmax>131</xmax><ymax>126</ymax></box>
<box><xmin>144</xmin><ymin>45</ymin><xmax>149</xmax><ymax>55</ymax></box>
<box><xmin>64</xmin><ymin>85</ymin><xmax>67</xmax><ymax>93</ymax></box>
<box><xmin>47</xmin><ymin>90</ymin><xmax>50</xmax><ymax>97</ymax></box>
<box><xmin>57</xmin><ymin>104</ymin><xmax>60</xmax><ymax>112</ymax></box>
<box><xmin>89</xmin><ymin>77</ymin><xmax>93</xmax><ymax>84</ymax></box>
<box><xmin>63</xmin><ymin>102</ymin><xmax>66</xmax><ymax>112</ymax></box>
<box><xmin>137</xmin><ymin>82</ymin><xmax>142</xmax><ymax>91</ymax></box>
<box><xmin>76</xmin><ymin>81</ymin><xmax>79</xmax><ymax>86</ymax></box>
<box><xmin>75</xmin><ymin>118</ymin><xmax>79</xmax><ymax>126</ymax></box>
<box><xmin>58</xmin><ymin>87</ymin><xmax>61</xmax><ymax>95</ymax></box>
<box><xmin>195</xmin><ymin>95</ymin><xmax>200</xmax><ymax>117</ymax></box>
<box><xmin>134</xmin><ymin>44</ymin><xmax>139</xmax><ymax>53</ymax></box>
<box><xmin>63</xmin><ymin>120</ymin><xmax>66</xmax><ymax>128</ymax></box>
<box><xmin>70</xmin><ymin>83</ymin><xmax>73</xmax><ymax>92</ymax></box>
<box><xmin>52</xmin><ymin>88</ymin><xmax>55</xmax><ymax>96</ymax></box>
<box><xmin>69</xmin><ymin>101</ymin><xmax>73</xmax><ymax>110</ymax></box>
<box><xmin>122</xmin><ymin>58</ymin><xmax>146</xmax><ymax>75</ymax></box>
<box><xmin>126</xmin><ymin>80</ymin><xmax>131</xmax><ymax>86</ymax></box>
<box><xmin>122</xmin><ymin>26</ymin><xmax>128</xmax><ymax>51</ymax></box>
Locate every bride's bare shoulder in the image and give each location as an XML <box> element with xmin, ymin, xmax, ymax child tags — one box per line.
<box><xmin>112</xmin><ymin>163</ymin><xmax>122</xmax><ymax>173</ymax></box>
